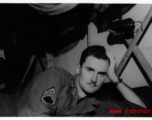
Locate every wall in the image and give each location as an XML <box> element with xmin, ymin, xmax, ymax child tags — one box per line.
<box><xmin>53</xmin><ymin>35</ymin><xmax>88</xmax><ymax>75</ymax></box>
<box><xmin>122</xmin><ymin>4</ymin><xmax>152</xmax><ymax>87</ymax></box>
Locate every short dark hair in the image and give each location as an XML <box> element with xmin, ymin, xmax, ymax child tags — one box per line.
<box><xmin>79</xmin><ymin>45</ymin><xmax>110</xmax><ymax>66</ymax></box>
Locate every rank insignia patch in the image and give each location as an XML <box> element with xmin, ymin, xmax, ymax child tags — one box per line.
<box><xmin>41</xmin><ymin>88</ymin><xmax>57</xmax><ymax>106</ymax></box>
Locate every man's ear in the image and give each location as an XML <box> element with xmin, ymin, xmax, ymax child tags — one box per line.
<box><xmin>76</xmin><ymin>64</ymin><xmax>81</xmax><ymax>74</ymax></box>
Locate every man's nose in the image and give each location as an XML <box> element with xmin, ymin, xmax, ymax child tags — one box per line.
<box><xmin>91</xmin><ymin>73</ymin><xmax>97</xmax><ymax>83</ymax></box>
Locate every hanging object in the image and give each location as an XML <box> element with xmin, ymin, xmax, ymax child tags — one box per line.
<box><xmin>107</xmin><ymin>18</ymin><xmax>135</xmax><ymax>45</ymax></box>
<box><xmin>28</xmin><ymin>3</ymin><xmax>78</xmax><ymax>15</ymax></box>
<box><xmin>109</xmin><ymin>18</ymin><xmax>135</xmax><ymax>34</ymax></box>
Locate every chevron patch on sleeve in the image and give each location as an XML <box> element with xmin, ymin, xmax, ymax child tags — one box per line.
<box><xmin>41</xmin><ymin>87</ymin><xmax>57</xmax><ymax>106</ymax></box>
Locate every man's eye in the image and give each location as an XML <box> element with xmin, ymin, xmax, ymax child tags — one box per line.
<box><xmin>87</xmin><ymin>68</ymin><xmax>93</xmax><ymax>72</ymax></box>
<box><xmin>99</xmin><ymin>73</ymin><xmax>106</xmax><ymax>77</ymax></box>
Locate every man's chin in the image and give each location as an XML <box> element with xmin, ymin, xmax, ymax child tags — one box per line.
<box><xmin>84</xmin><ymin>89</ymin><xmax>98</xmax><ymax>95</ymax></box>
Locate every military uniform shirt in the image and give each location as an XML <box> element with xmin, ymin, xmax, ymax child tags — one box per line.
<box><xmin>17</xmin><ymin>67</ymin><xmax>151</xmax><ymax>116</ymax></box>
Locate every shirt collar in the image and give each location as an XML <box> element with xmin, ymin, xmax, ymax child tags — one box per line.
<box><xmin>70</xmin><ymin>74</ymin><xmax>77</xmax><ymax>88</ymax></box>
<box><xmin>70</xmin><ymin>75</ymin><xmax>78</xmax><ymax>104</ymax></box>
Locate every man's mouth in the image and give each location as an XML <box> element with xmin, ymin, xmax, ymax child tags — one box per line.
<box><xmin>88</xmin><ymin>83</ymin><xmax>97</xmax><ymax>87</ymax></box>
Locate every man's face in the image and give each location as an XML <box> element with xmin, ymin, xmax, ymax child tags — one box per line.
<box><xmin>77</xmin><ymin>56</ymin><xmax>109</xmax><ymax>97</ymax></box>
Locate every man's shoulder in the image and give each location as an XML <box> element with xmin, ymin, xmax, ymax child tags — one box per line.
<box><xmin>47</xmin><ymin>66</ymin><xmax>71</xmax><ymax>75</ymax></box>
<box><xmin>45</xmin><ymin>67</ymin><xmax>74</xmax><ymax>79</ymax></box>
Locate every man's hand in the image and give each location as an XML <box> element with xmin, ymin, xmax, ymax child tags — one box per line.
<box><xmin>106</xmin><ymin>52</ymin><xmax>119</xmax><ymax>83</ymax></box>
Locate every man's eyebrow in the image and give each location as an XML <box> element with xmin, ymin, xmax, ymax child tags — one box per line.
<box><xmin>98</xmin><ymin>72</ymin><xmax>107</xmax><ymax>75</ymax></box>
<box><xmin>86</xmin><ymin>67</ymin><xmax>107</xmax><ymax>74</ymax></box>
<box><xmin>85</xmin><ymin>67</ymin><xmax>94</xmax><ymax>71</ymax></box>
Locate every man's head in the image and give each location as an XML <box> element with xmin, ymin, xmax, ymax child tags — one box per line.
<box><xmin>79</xmin><ymin>45</ymin><xmax>110</xmax><ymax>67</ymax></box>
<box><xmin>77</xmin><ymin>45</ymin><xmax>110</xmax><ymax>98</ymax></box>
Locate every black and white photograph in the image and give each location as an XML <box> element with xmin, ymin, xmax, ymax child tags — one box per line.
<box><xmin>0</xmin><ymin>3</ymin><xmax>152</xmax><ymax>117</ymax></box>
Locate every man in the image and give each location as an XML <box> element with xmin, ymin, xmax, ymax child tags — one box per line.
<box><xmin>17</xmin><ymin>45</ymin><xmax>149</xmax><ymax>116</ymax></box>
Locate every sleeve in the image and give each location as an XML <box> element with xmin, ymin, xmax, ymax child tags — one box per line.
<box><xmin>94</xmin><ymin>95</ymin><xmax>152</xmax><ymax>117</ymax></box>
<box><xmin>0</xmin><ymin>93</ymin><xmax>17</xmax><ymax>116</ymax></box>
<box><xmin>18</xmin><ymin>67</ymin><xmax>64</xmax><ymax>116</ymax></box>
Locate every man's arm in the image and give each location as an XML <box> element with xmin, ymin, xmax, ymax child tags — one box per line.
<box><xmin>116</xmin><ymin>81</ymin><xmax>147</xmax><ymax>108</ymax></box>
<box><xmin>106</xmin><ymin>52</ymin><xmax>147</xmax><ymax>108</ymax></box>
<box><xmin>18</xmin><ymin>67</ymin><xmax>64</xmax><ymax>116</ymax></box>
